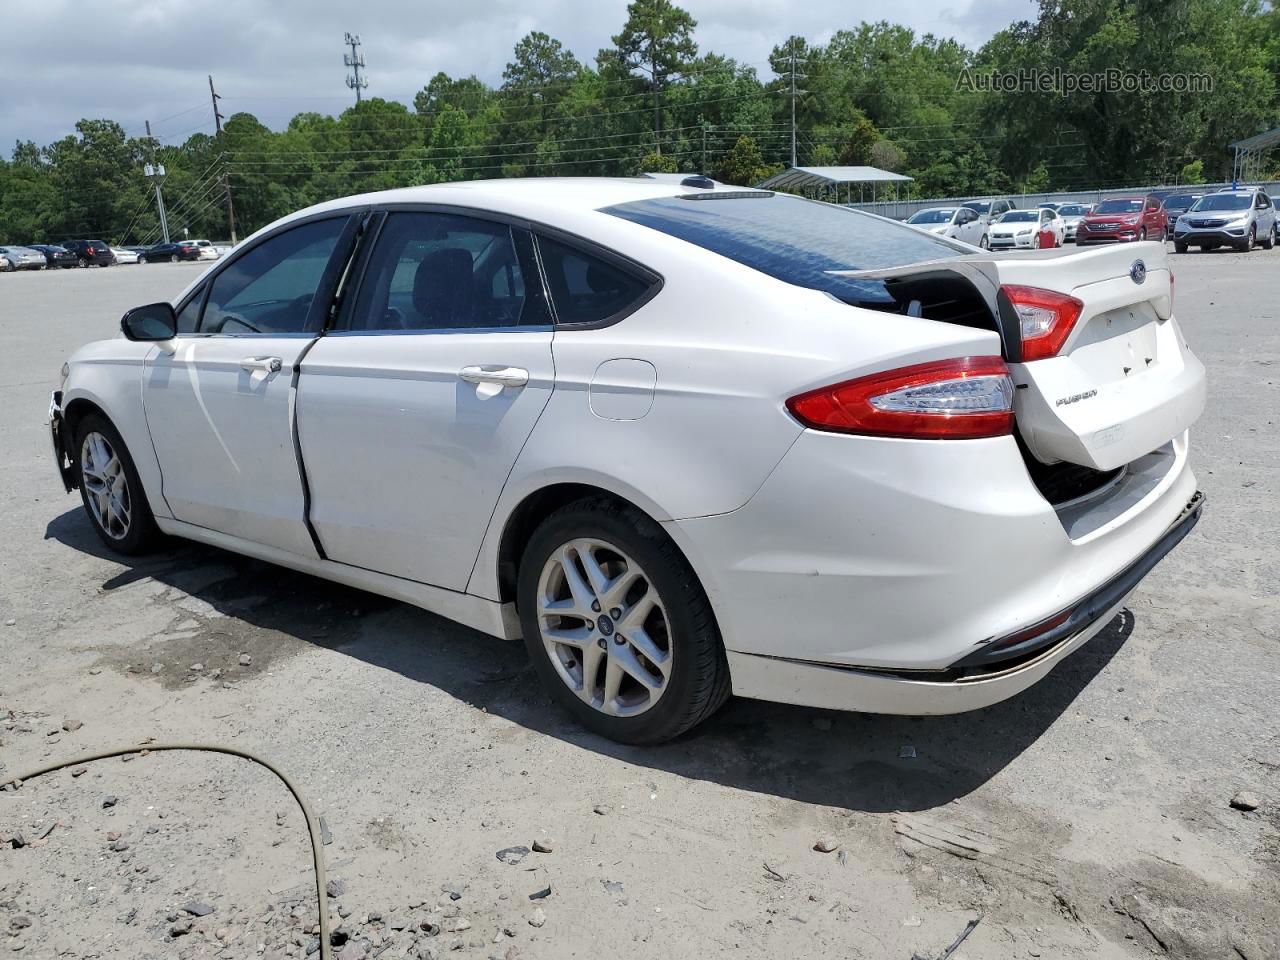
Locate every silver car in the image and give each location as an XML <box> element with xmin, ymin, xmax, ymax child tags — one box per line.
<box><xmin>0</xmin><ymin>245</ymin><xmax>48</xmax><ymax>271</ymax></box>
<box><xmin>1054</xmin><ymin>203</ymin><xmax>1093</xmax><ymax>243</ymax></box>
<box><xmin>1173</xmin><ymin>188</ymin><xmax>1277</xmax><ymax>253</ymax></box>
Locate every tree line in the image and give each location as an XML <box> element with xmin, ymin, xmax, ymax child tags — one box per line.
<box><xmin>2</xmin><ymin>0</ymin><xmax>1277</xmax><ymax>244</ymax></box>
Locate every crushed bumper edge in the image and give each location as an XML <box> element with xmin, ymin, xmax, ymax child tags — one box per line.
<box><xmin>49</xmin><ymin>390</ymin><xmax>76</xmax><ymax>493</ymax></box>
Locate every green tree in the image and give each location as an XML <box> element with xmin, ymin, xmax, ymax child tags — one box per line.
<box><xmin>611</xmin><ymin>0</ymin><xmax>699</xmax><ymax>154</ymax></box>
<box><xmin>713</xmin><ymin>135</ymin><xmax>781</xmax><ymax>186</ymax></box>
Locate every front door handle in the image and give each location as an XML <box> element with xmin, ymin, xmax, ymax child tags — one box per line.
<box><xmin>458</xmin><ymin>365</ymin><xmax>529</xmax><ymax>388</ymax></box>
<box><xmin>240</xmin><ymin>356</ymin><xmax>284</xmax><ymax>374</ymax></box>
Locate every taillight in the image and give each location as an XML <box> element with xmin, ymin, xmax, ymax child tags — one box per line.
<box><xmin>1001</xmin><ymin>284</ymin><xmax>1084</xmax><ymax>362</ymax></box>
<box><xmin>786</xmin><ymin>356</ymin><xmax>1014</xmax><ymax>440</ymax></box>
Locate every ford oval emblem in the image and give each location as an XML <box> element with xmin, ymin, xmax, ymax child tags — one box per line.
<box><xmin>1130</xmin><ymin>259</ymin><xmax>1147</xmax><ymax>284</ymax></box>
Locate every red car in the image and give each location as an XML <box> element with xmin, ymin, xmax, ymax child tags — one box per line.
<box><xmin>1075</xmin><ymin>195</ymin><xmax>1168</xmax><ymax>245</ymax></box>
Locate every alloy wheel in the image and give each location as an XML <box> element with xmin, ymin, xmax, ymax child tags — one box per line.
<box><xmin>81</xmin><ymin>431</ymin><xmax>131</xmax><ymax>540</ymax></box>
<box><xmin>536</xmin><ymin>537</ymin><xmax>672</xmax><ymax>718</ymax></box>
<box><xmin>78</xmin><ymin>258</ymin><xmax>88</xmax><ymax>268</ymax></box>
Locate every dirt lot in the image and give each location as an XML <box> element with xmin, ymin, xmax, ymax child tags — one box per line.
<box><xmin>1</xmin><ymin>252</ymin><xmax>1276</xmax><ymax>960</ymax></box>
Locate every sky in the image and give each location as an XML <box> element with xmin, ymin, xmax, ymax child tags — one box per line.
<box><xmin>1</xmin><ymin>0</ymin><xmax>1037</xmax><ymax>151</ymax></box>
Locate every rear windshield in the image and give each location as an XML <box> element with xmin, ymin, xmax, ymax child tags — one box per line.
<box><xmin>962</xmin><ymin>201</ymin><xmax>991</xmax><ymax>214</ymax></box>
<box><xmin>999</xmin><ymin>211</ymin><xmax>1039</xmax><ymax>222</ymax></box>
<box><xmin>907</xmin><ymin>209</ymin><xmax>956</xmax><ymax>224</ymax></box>
<box><xmin>603</xmin><ymin>194</ymin><xmax>964</xmax><ymax>306</ymax></box>
<box><xmin>1165</xmin><ymin>195</ymin><xmax>1197</xmax><ymax>207</ymax></box>
<box><xmin>1094</xmin><ymin>199</ymin><xmax>1144</xmax><ymax>213</ymax></box>
<box><xmin>1191</xmin><ymin>194</ymin><xmax>1250</xmax><ymax>212</ymax></box>
<box><xmin>1058</xmin><ymin>204</ymin><xmax>1090</xmax><ymax>216</ymax></box>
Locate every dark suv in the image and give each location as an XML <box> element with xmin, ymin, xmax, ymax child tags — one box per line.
<box><xmin>62</xmin><ymin>240</ymin><xmax>116</xmax><ymax>267</ymax></box>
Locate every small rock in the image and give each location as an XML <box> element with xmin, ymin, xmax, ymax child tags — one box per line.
<box><xmin>446</xmin><ymin>918</ymin><xmax>471</xmax><ymax>933</ymax></box>
<box><xmin>150</xmin><ymin>663</ymin><xmax>163</xmax><ymax>674</ymax></box>
<box><xmin>110</xmin><ymin>839</ymin><xmax>130</xmax><ymax>852</ymax></box>
<box><xmin>62</xmin><ymin>719</ymin><xmax>83</xmax><ymax>732</ymax></box>
<box><xmin>3</xmin><ymin>619</ymin><xmax>15</xmax><ymax>626</ymax></box>
<box><xmin>1230</xmin><ymin>791</ymin><xmax>1261</xmax><ymax>812</ymax></box>
<box><xmin>388</xmin><ymin>917</ymin><xmax>408</xmax><ymax>931</ymax></box>
<box><xmin>71</xmin><ymin>768</ymin><xmax>87</xmax><ymax>778</ymax></box>
<box><xmin>102</xmin><ymin>796</ymin><xmax>118</xmax><ymax>809</ymax></box>
<box><xmin>440</xmin><ymin>882</ymin><xmax>465</xmax><ymax>899</ymax></box>
<box><xmin>182</xmin><ymin>902</ymin><xmax>215</xmax><ymax>917</ymax></box>
<box><xmin>495</xmin><ymin>846</ymin><xmax>530</xmax><ymax>865</ymax></box>
<box><xmin>8</xmin><ymin>917</ymin><xmax>31</xmax><ymax>932</ymax></box>
<box><xmin>215</xmin><ymin>927</ymin><xmax>230</xmax><ymax>940</ymax></box>
<box><xmin>326</xmin><ymin>879</ymin><xmax>346</xmax><ymax>898</ymax></box>
<box><xmin>602</xmin><ymin>880</ymin><xmax>624</xmax><ymax>897</ymax></box>
<box><xmin>531</xmin><ymin>839</ymin><xmax>553</xmax><ymax>854</ymax></box>
<box><xmin>239</xmin><ymin>653</ymin><xmax>253</xmax><ymax>666</ymax></box>
<box><xmin>170</xmin><ymin>919</ymin><xmax>194</xmax><ymax>937</ymax></box>
<box><xmin>336</xmin><ymin>942</ymin><xmax>367</xmax><ymax>960</ymax></box>
<box><xmin>592</xmin><ymin>804</ymin><xmax>611</xmax><ymax>816</ymax></box>
<box><xmin>191</xmin><ymin>663</ymin><xmax>204</xmax><ymax>672</ymax></box>
<box><xmin>528</xmin><ymin>886</ymin><xmax>551</xmax><ymax>901</ymax></box>
<box><xmin>898</xmin><ymin>745</ymin><xmax>917</xmax><ymax>759</ymax></box>
<box><xmin>526</xmin><ymin>908</ymin><xmax>546</xmax><ymax>929</ymax></box>
<box><xmin>812</xmin><ymin>839</ymin><xmax>838</xmax><ymax>853</ymax></box>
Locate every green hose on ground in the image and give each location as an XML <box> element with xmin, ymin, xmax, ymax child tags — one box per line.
<box><xmin>6</xmin><ymin>744</ymin><xmax>333</xmax><ymax>960</ymax></box>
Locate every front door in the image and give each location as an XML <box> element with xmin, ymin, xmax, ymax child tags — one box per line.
<box><xmin>142</xmin><ymin>215</ymin><xmax>356</xmax><ymax>557</ymax></box>
<box><xmin>296</xmin><ymin>209</ymin><xmax>557</xmax><ymax>590</ymax></box>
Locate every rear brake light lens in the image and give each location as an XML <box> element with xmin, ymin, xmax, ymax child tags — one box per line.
<box><xmin>1002</xmin><ymin>284</ymin><xmax>1084</xmax><ymax>362</ymax></box>
<box><xmin>786</xmin><ymin>356</ymin><xmax>1014</xmax><ymax>440</ymax></box>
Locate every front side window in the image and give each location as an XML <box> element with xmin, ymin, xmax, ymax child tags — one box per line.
<box><xmin>175</xmin><ymin>287</ymin><xmax>205</xmax><ymax>333</ymax></box>
<box><xmin>605</xmin><ymin>193</ymin><xmax>965</xmax><ymax>306</ymax></box>
<box><xmin>201</xmin><ymin>217</ymin><xmax>345</xmax><ymax>335</ymax></box>
<box><xmin>345</xmin><ymin>212</ymin><xmax>548</xmax><ymax>331</ymax></box>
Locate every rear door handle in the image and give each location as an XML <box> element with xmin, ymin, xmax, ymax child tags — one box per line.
<box><xmin>240</xmin><ymin>356</ymin><xmax>284</xmax><ymax>374</ymax></box>
<box><xmin>458</xmin><ymin>365</ymin><xmax>529</xmax><ymax>388</ymax></box>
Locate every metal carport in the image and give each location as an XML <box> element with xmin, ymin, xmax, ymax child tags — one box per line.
<box><xmin>755</xmin><ymin>165</ymin><xmax>913</xmax><ymax>204</ymax></box>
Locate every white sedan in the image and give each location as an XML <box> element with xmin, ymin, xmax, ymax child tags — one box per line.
<box><xmin>989</xmin><ymin>207</ymin><xmax>1066</xmax><ymax>249</ymax></box>
<box><xmin>110</xmin><ymin>247</ymin><xmax>140</xmax><ymax>265</ymax></box>
<box><xmin>906</xmin><ymin>206</ymin><xmax>988</xmax><ymax>247</ymax></box>
<box><xmin>49</xmin><ymin>178</ymin><xmax>1205</xmax><ymax>743</ymax></box>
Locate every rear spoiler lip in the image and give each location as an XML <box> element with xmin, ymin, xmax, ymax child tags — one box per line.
<box><xmin>950</xmin><ymin>490</ymin><xmax>1205</xmax><ymax>670</ymax></box>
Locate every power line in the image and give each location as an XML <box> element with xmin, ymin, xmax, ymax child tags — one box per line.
<box><xmin>209</xmin><ymin>75</ymin><xmax>238</xmax><ymax>242</ymax></box>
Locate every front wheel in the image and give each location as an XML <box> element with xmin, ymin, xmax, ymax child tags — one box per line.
<box><xmin>1138</xmin><ymin>227</ymin><xmax>1147</xmax><ymax>242</ymax></box>
<box><xmin>169</xmin><ymin>254</ymin><xmax>178</xmax><ymax>263</ymax></box>
<box><xmin>517</xmin><ymin>497</ymin><xmax>730</xmax><ymax>744</ymax></box>
<box><xmin>979</xmin><ymin>235</ymin><xmax>989</xmax><ymax>250</ymax></box>
<box><xmin>73</xmin><ymin>413</ymin><xmax>160</xmax><ymax>555</ymax></box>
<box><xmin>77</xmin><ymin>257</ymin><xmax>88</xmax><ymax>268</ymax></box>
<box><xmin>1240</xmin><ymin>226</ymin><xmax>1256</xmax><ymax>252</ymax></box>
<box><xmin>1174</xmin><ymin>241</ymin><xmax>1189</xmax><ymax>254</ymax></box>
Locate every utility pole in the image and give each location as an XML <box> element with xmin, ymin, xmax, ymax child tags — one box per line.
<box><xmin>144</xmin><ymin>121</ymin><xmax>170</xmax><ymax>244</ymax></box>
<box><xmin>344</xmin><ymin>33</ymin><xmax>368</xmax><ymax>104</ymax></box>
<box><xmin>208</xmin><ymin>75</ymin><xmax>238</xmax><ymax>243</ymax></box>
<box><xmin>787</xmin><ymin>46</ymin><xmax>807</xmax><ymax>168</ymax></box>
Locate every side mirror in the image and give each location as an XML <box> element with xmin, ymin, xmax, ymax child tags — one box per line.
<box><xmin>121</xmin><ymin>302</ymin><xmax>177</xmax><ymax>342</ymax></box>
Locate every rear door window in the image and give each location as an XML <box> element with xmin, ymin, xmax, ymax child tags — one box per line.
<box><xmin>604</xmin><ymin>193</ymin><xmax>965</xmax><ymax>306</ymax></box>
<box><xmin>535</xmin><ymin>236</ymin><xmax>655</xmax><ymax>326</ymax></box>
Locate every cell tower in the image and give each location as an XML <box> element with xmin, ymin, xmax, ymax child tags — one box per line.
<box><xmin>344</xmin><ymin>33</ymin><xmax>368</xmax><ymax>103</ymax></box>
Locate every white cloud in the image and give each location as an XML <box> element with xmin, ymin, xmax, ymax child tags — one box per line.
<box><xmin>1</xmin><ymin>0</ymin><xmax>1036</xmax><ymax>149</ymax></box>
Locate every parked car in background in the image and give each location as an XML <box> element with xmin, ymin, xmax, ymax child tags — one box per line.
<box><xmin>110</xmin><ymin>247</ymin><xmax>140</xmax><ymax>265</ymax></box>
<box><xmin>187</xmin><ymin>239</ymin><xmax>221</xmax><ymax>260</ymax></box>
<box><xmin>1173</xmin><ymin>188</ymin><xmax>1276</xmax><ymax>253</ymax></box>
<box><xmin>47</xmin><ymin>178</ymin><xmax>1205</xmax><ymax>742</ymax></box>
<box><xmin>0</xmin><ymin>245</ymin><xmax>49</xmax><ymax>271</ymax></box>
<box><xmin>905</xmin><ymin>206</ymin><xmax>988</xmax><ymax>247</ymax></box>
<box><xmin>1038</xmin><ymin>202</ymin><xmax>1063</xmax><ymax>212</ymax></box>
<box><xmin>141</xmin><ymin>242</ymin><xmax>202</xmax><ymax>263</ymax></box>
<box><xmin>961</xmin><ymin>197</ymin><xmax>1014</xmax><ymax>223</ymax></box>
<box><xmin>29</xmin><ymin>245</ymin><xmax>78</xmax><ymax>269</ymax></box>
<box><xmin>1161</xmin><ymin>193</ymin><xmax>1203</xmax><ymax>236</ymax></box>
<box><xmin>62</xmin><ymin>239</ymin><xmax>116</xmax><ymax>267</ymax></box>
<box><xmin>1054</xmin><ymin>203</ymin><xmax>1093</xmax><ymax>243</ymax></box>
<box><xmin>1076</xmin><ymin>195</ymin><xmax>1167</xmax><ymax>245</ymax></box>
<box><xmin>988</xmin><ymin>207</ymin><xmax>1064</xmax><ymax>249</ymax></box>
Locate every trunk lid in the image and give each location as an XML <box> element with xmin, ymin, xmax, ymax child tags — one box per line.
<box><xmin>831</xmin><ymin>242</ymin><xmax>1206</xmax><ymax>471</ymax></box>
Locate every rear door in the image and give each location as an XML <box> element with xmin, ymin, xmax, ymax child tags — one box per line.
<box><xmin>143</xmin><ymin>214</ymin><xmax>357</xmax><ymax>556</ymax></box>
<box><xmin>296</xmin><ymin>209</ymin><xmax>557</xmax><ymax>590</ymax></box>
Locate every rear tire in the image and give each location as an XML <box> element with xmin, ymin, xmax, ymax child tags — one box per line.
<box><xmin>1264</xmin><ymin>224</ymin><xmax>1276</xmax><ymax>250</ymax></box>
<box><xmin>517</xmin><ymin>497</ymin><xmax>730</xmax><ymax>744</ymax></box>
<box><xmin>72</xmin><ymin>413</ymin><xmax>160</xmax><ymax>555</ymax></box>
<box><xmin>169</xmin><ymin>254</ymin><xmax>178</xmax><ymax>263</ymax></box>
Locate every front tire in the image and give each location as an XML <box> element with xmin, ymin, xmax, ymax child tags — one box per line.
<box><xmin>169</xmin><ymin>254</ymin><xmax>178</xmax><ymax>263</ymax></box>
<box><xmin>517</xmin><ymin>497</ymin><xmax>730</xmax><ymax>744</ymax></box>
<box><xmin>73</xmin><ymin>413</ymin><xmax>159</xmax><ymax>555</ymax></box>
<box><xmin>1239</xmin><ymin>226</ymin><xmax>1256</xmax><ymax>252</ymax></box>
<box><xmin>1174</xmin><ymin>241</ymin><xmax>1188</xmax><ymax>254</ymax></box>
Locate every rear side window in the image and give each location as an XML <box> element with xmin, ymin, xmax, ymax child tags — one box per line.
<box><xmin>536</xmin><ymin>236</ymin><xmax>654</xmax><ymax>325</ymax></box>
<box><xmin>344</xmin><ymin>212</ymin><xmax>551</xmax><ymax>332</ymax></box>
<box><xmin>604</xmin><ymin>194</ymin><xmax>965</xmax><ymax>306</ymax></box>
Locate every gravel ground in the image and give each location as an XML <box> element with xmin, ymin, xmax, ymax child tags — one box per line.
<box><xmin>1</xmin><ymin>252</ymin><xmax>1276</xmax><ymax>959</ymax></box>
